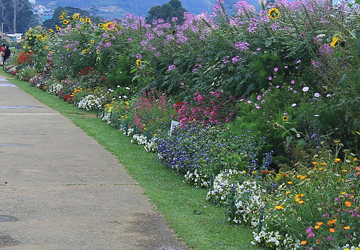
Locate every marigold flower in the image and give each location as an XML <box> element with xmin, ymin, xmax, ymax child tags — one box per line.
<box><xmin>329</xmin><ymin>228</ymin><xmax>335</xmax><ymax>233</ymax></box>
<box><xmin>335</xmin><ymin>158</ymin><xmax>341</xmax><ymax>163</ymax></box>
<box><xmin>288</xmin><ymin>181</ymin><xmax>292</xmax><ymax>185</ymax></box>
<box><xmin>297</xmin><ymin>200</ymin><xmax>304</xmax><ymax>204</ymax></box>
<box><xmin>300</xmin><ymin>241</ymin><xmax>307</xmax><ymax>245</ymax></box>
<box><xmin>312</xmin><ymin>162</ymin><xmax>318</xmax><ymax>165</ymax></box>
<box><xmin>344</xmin><ymin>226</ymin><xmax>350</xmax><ymax>230</ymax></box>
<box><xmin>345</xmin><ymin>201</ymin><xmax>351</xmax><ymax>207</ymax></box>
<box><xmin>316</xmin><ymin>222</ymin><xmax>323</xmax><ymax>226</ymax></box>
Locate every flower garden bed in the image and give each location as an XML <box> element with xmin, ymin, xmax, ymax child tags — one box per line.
<box><xmin>5</xmin><ymin>0</ymin><xmax>360</xmax><ymax>248</ymax></box>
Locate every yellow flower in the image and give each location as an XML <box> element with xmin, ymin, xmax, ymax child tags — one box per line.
<box><xmin>335</xmin><ymin>158</ymin><xmax>341</xmax><ymax>163</ymax></box>
<box><xmin>63</xmin><ymin>20</ymin><xmax>69</xmax><ymax>24</ymax></box>
<box><xmin>285</xmin><ymin>191</ymin><xmax>291</xmax><ymax>195</ymax></box>
<box><xmin>297</xmin><ymin>200</ymin><xmax>304</xmax><ymax>204</ymax></box>
<box><xmin>268</xmin><ymin>8</ymin><xmax>280</xmax><ymax>19</ymax></box>
<box><xmin>334</xmin><ymin>139</ymin><xmax>340</xmax><ymax>143</ymax></box>
<box><xmin>314</xmin><ymin>225</ymin><xmax>320</xmax><ymax>229</ymax></box>
<box><xmin>86</xmin><ymin>18</ymin><xmax>91</xmax><ymax>23</ymax></box>
<box><xmin>136</xmin><ymin>59</ymin><xmax>141</xmax><ymax>67</ymax></box>
<box><xmin>96</xmin><ymin>50</ymin><xmax>101</xmax><ymax>54</ymax></box>
<box><xmin>344</xmin><ymin>226</ymin><xmax>350</xmax><ymax>230</ymax></box>
<box><xmin>341</xmin><ymin>170</ymin><xmax>348</xmax><ymax>173</ymax></box>
<box><xmin>48</xmin><ymin>28</ymin><xmax>54</xmax><ymax>33</ymax></box>
<box><xmin>287</xmin><ymin>181</ymin><xmax>292</xmax><ymax>185</ymax></box>
<box><xmin>90</xmin><ymin>40</ymin><xmax>95</xmax><ymax>43</ymax></box>
<box><xmin>275</xmin><ymin>205</ymin><xmax>284</xmax><ymax>210</ymax></box>
<box><xmin>44</xmin><ymin>46</ymin><xmax>48</xmax><ymax>50</ymax></box>
<box><xmin>80</xmin><ymin>18</ymin><xmax>85</xmax><ymax>22</ymax></box>
<box><xmin>331</xmin><ymin>37</ymin><xmax>339</xmax><ymax>48</ymax></box>
<box><xmin>59</xmin><ymin>15</ymin><xmax>64</xmax><ymax>20</ymax></box>
<box><xmin>312</xmin><ymin>161</ymin><xmax>318</xmax><ymax>165</ymax></box>
<box><xmin>282</xmin><ymin>116</ymin><xmax>288</xmax><ymax>121</ymax></box>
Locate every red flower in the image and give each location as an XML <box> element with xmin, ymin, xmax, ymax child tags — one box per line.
<box><xmin>174</xmin><ymin>101</ymin><xmax>184</xmax><ymax>110</ymax></box>
<box><xmin>101</xmin><ymin>76</ymin><xmax>106</xmax><ymax>81</ymax></box>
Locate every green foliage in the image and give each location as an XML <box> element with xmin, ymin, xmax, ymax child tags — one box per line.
<box><xmin>145</xmin><ymin>0</ymin><xmax>187</xmax><ymax>24</ymax></box>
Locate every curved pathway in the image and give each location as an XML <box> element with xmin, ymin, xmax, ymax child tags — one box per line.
<box><xmin>0</xmin><ymin>77</ymin><xmax>186</xmax><ymax>250</ymax></box>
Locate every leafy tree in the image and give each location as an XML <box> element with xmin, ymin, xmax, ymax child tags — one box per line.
<box><xmin>145</xmin><ymin>0</ymin><xmax>187</xmax><ymax>24</ymax></box>
<box><xmin>0</xmin><ymin>0</ymin><xmax>38</xmax><ymax>33</ymax></box>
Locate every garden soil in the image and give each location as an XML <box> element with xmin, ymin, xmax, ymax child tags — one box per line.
<box><xmin>0</xmin><ymin>77</ymin><xmax>187</xmax><ymax>250</ymax></box>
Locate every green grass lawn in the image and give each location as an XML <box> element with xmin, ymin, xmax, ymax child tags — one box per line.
<box><xmin>1</xmin><ymin>70</ymin><xmax>267</xmax><ymax>250</ymax></box>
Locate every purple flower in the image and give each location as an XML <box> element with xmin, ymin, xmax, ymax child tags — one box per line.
<box><xmin>171</xmin><ymin>17</ymin><xmax>178</xmax><ymax>22</ymax></box>
<box><xmin>291</xmin><ymin>80</ymin><xmax>295</xmax><ymax>84</ymax></box>
<box><xmin>274</xmin><ymin>67</ymin><xmax>278</xmax><ymax>72</ymax></box>
<box><xmin>168</xmin><ymin>65</ymin><xmax>176</xmax><ymax>71</ymax></box>
<box><xmin>102</xmin><ymin>33</ymin><xmax>108</xmax><ymax>38</ymax></box>
<box><xmin>136</xmin><ymin>53</ymin><xmax>142</xmax><ymax>59</ymax></box>
<box><xmin>234</xmin><ymin>41</ymin><xmax>249</xmax><ymax>51</ymax></box>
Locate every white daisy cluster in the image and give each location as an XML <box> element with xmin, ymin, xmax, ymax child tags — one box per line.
<box><xmin>77</xmin><ymin>94</ymin><xmax>102</xmax><ymax>110</ymax></box>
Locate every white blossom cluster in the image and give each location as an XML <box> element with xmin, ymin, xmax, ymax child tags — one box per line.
<box><xmin>101</xmin><ymin>112</ymin><xmax>112</xmax><ymax>125</ymax></box>
<box><xmin>47</xmin><ymin>83</ymin><xmax>63</xmax><ymax>94</ymax></box>
<box><xmin>184</xmin><ymin>169</ymin><xmax>210</xmax><ymax>188</ymax></box>
<box><xmin>206</xmin><ymin>169</ymin><xmax>243</xmax><ymax>206</ymax></box>
<box><xmin>251</xmin><ymin>230</ymin><xmax>300</xmax><ymax>249</ymax></box>
<box><xmin>131</xmin><ymin>134</ymin><xmax>158</xmax><ymax>152</ymax></box>
<box><xmin>77</xmin><ymin>95</ymin><xmax>102</xmax><ymax>110</ymax></box>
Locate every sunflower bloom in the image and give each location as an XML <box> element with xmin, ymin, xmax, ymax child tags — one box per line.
<box><xmin>268</xmin><ymin>8</ymin><xmax>280</xmax><ymax>19</ymax></box>
<box><xmin>282</xmin><ymin>116</ymin><xmax>288</xmax><ymax>121</ymax></box>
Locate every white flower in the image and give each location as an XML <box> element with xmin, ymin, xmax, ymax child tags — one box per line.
<box><xmin>296</xmin><ymin>134</ymin><xmax>301</xmax><ymax>137</ymax></box>
<box><xmin>314</xmin><ymin>92</ymin><xmax>320</xmax><ymax>97</ymax></box>
<box><xmin>302</xmin><ymin>86</ymin><xmax>309</xmax><ymax>92</ymax></box>
<box><xmin>291</xmin><ymin>103</ymin><xmax>297</xmax><ymax>107</ymax></box>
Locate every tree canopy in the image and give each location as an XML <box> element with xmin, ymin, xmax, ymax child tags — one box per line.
<box><xmin>0</xmin><ymin>0</ymin><xmax>39</xmax><ymax>33</ymax></box>
<box><xmin>145</xmin><ymin>0</ymin><xmax>187</xmax><ymax>24</ymax></box>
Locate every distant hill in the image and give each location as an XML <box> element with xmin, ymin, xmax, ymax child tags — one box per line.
<box><xmin>34</xmin><ymin>0</ymin><xmax>261</xmax><ymax>20</ymax></box>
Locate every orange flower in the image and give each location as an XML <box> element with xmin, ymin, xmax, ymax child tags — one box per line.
<box><xmin>315</xmin><ymin>225</ymin><xmax>320</xmax><ymax>229</ymax></box>
<box><xmin>316</xmin><ymin>222</ymin><xmax>323</xmax><ymax>226</ymax></box>
<box><xmin>125</xmin><ymin>106</ymin><xmax>129</xmax><ymax>109</ymax></box>
<box><xmin>345</xmin><ymin>201</ymin><xmax>352</xmax><ymax>207</ymax></box>
<box><xmin>288</xmin><ymin>181</ymin><xmax>292</xmax><ymax>185</ymax></box>
<box><xmin>297</xmin><ymin>200</ymin><xmax>304</xmax><ymax>204</ymax></box>
<box><xmin>329</xmin><ymin>228</ymin><xmax>335</xmax><ymax>233</ymax></box>
<box><xmin>344</xmin><ymin>226</ymin><xmax>350</xmax><ymax>230</ymax></box>
<box><xmin>301</xmin><ymin>241</ymin><xmax>307</xmax><ymax>245</ymax></box>
<box><xmin>275</xmin><ymin>205</ymin><xmax>284</xmax><ymax>210</ymax></box>
<box><xmin>327</xmin><ymin>219</ymin><xmax>337</xmax><ymax>226</ymax></box>
<box><xmin>335</xmin><ymin>158</ymin><xmax>341</xmax><ymax>163</ymax></box>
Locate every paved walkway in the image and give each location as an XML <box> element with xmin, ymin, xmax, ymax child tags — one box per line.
<box><xmin>0</xmin><ymin>77</ymin><xmax>186</xmax><ymax>250</ymax></box>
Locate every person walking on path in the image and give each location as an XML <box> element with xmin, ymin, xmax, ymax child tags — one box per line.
<box><xmin>0</xmin><ymin>44</ymin><xmax>5</xmax><ymax>66</ymax></box>
<box><xmin>3</xmin><ymin>45</ymin><xmax>11</xmax><ymax>66</ymax></box>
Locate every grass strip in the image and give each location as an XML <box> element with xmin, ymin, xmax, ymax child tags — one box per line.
<box><xmin>1</xmin><ymin>71</ymin><xmax>266</xmax><ymax>250</ymax></box>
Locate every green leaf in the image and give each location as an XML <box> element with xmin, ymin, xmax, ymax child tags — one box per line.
<box><xmin>334</xmin><ymin>50</ymin><xmax>343</xmax><ymax>58</ymax></box>
<box><xmin>356</xmin><ymin>0</ymin><xmax>360</xmax><ymax>4</ymax></box>
<box><xmin>297</xmin><ymin>139</ymin><xmax>306</xmax><ymax>147</ymax></box>
<box><xmin>281</xmin><ymin>131</ymin><xmax>287</xmax><ymax>138</ymax></box>
<box><xmin>286</xmin><ymin>136</ymin><xmax>293</xmax><ymax>147</ymax></box>
<box><xmin>290</xmin><ymin>128</ymin><xmax>299</xmax><ymax>134</ymax></box>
